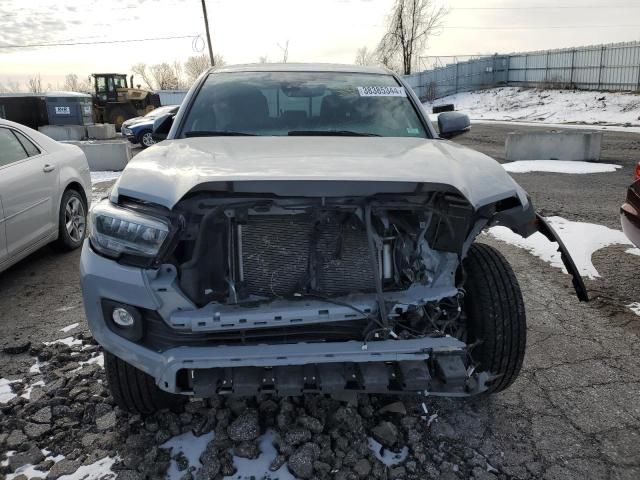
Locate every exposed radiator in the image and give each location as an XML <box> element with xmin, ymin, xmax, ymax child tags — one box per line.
<box><xmin>241</xmin><ymin>214</ymin><xmax>377</xmax><ymax>297</ymax></box>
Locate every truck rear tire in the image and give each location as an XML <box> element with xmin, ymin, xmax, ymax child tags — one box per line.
<box><xmin>463</xmin><ymin>243</ymin><xmax>527</xmax><ymax>393</ymax></box>
<box><xmin>104</xmin><ymin>351</ymin><xmax>184</xmax><ymax>414</ymax></box>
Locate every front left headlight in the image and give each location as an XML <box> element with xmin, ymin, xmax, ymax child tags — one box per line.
<box><xmin>89</xmin><ymin>200</ymin><xmax>170</xmax><ymax>260</ymax></box>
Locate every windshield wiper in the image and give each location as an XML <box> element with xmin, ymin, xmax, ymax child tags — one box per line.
<box><xmin>287</xmin><ymin>130</ymin><xmax>381</xmax><ymax>137</ymax></box>
<box><xmin>184</xmin><ymin>130</ymin><xmax>256</xmax><ymax>137</ymax></box>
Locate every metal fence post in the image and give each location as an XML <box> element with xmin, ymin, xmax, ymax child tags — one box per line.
<box><xmin>597</xmin><ymin>45</ymin><xmax>605</xmax><ymax>89</ymax></box>
<box><xmin>455</xmin><ymin>62</ymin><xmax>460</xmax><ymax>94</ymax></box>
<box><xmin>570</xmin><ymin>49</ymin><xmax>576</xmax><ymax>86</ymax></box>
<box><xmin>544</xmin><ymin>50</ymin><xmax>550</xmax><ymax>84</ymax></box>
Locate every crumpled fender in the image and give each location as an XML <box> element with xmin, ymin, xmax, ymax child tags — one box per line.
<box><xmin>535</xmin><ymin>214</ymin><xmax>589</xmax><ymax>302</ymax></box>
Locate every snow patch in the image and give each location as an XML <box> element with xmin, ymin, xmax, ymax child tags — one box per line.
<box><xmin>502</xmin><ymin>160</ymin><xmax>621</xmax><ymax>174</ymax></box>
<box><xmin>91</xmin><ymin>171</ymin><xmax>122</xmax><ymax>184</ymax></box>
<box><xmin>627</xmin><ymin>302</ymin><xmax>640</xmax><ymax>316</ymax></box>
<box><xmin>29</xmin><ymin>358</ymin><xmax>48</xmax><ymax>374</ymax></box>
<box><xmin>226</xmin><ymin>430</ymin><xmax>295</xmax><ymax>480</ymax></box>
<box><xmin>425</xmin><ymin>87</ymin><xmax>640</xmax><ymax>126</ymax></box>
<box><xmin>0</xmin><ymin>378</ymin><xmax>21</xmax><ymax>403</ymax></box>
<box><xmin>163</xmin><ymin>431</ymin><xmax>214</xmax><ymax>480</ymax></box>
<box><xmin>163</xmin><ymin>430</ymin><xmax>295</xmax><ymax>480</ymax></box>
<box><xmin>5</xmin><ymin>450</ymin><xmax>64</xmax><ymax>480</ymax></box>
<box><xmin>625</xmin><ymin>248</ymin><xmax>640</xmax><ymax>256</ymax></box>
<box><xmin>44</xmin><ymin>336</ymin><xmax>83</xmax><ymax>347</ymax></box>
<box><xmin>60</xmin><ymin>322</ymin><xmax>80</xmax><ymax>332</ymax></box>
<box><xmin>487</xmin><ymin>216</ymin><xmax>633</xmax><ymax>279</ymax></box>
<box><xmin>21</xmin><ymin>380</ymin><xmax>45</xmax><ymax>399</ymax></box>
<box><xmin>57</xmin><ymin>457</ymin><xmax>117</xmax><ymax>480</ymax></box>
<box><xmin>367</xmin><ymin>437</ymin><xmax>409</xmax><ymax>466</ymax></box>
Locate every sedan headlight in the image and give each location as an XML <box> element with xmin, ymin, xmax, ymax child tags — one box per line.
<box><xmin>89</xmin><ymin>200</ymin><xmax>170</xmax><ymax>259</ymax></box>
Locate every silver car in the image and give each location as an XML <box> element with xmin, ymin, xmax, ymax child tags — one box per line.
<box><xmin>0</xmin><ymin>119</ymin><xmax>91</xmax><ymax>272</ymax></box>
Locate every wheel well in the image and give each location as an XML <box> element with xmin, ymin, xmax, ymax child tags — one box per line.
<box><xmin>64</xmin><ymin>182</ymin><xmax>88</xmax><ymax>207</ymax></box>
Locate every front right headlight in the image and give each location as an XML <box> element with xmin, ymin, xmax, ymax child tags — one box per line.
<box><xmin>89</xmin><ymin>200</ymin><xmax>170</xmax><ymax>260</ymax></box>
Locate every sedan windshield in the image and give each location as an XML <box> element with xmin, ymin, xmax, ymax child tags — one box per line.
<box><xmin>179</xmin><ymin>71</ymin><xmax>428</xmax><ymax>138</ymax></box>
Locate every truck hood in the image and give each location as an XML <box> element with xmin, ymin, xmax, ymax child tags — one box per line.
<box><xmin>112</xmin><ymin>137</ymin><xmax>527</xmax><ymax>209</ymax></box>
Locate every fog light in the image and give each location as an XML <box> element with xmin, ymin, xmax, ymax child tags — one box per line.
<box><xmin>112</xmin><ymin>307</ymin><xmax>135</xmax><ymax>327</ymax></box>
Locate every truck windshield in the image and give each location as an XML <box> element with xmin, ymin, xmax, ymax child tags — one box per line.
<box><xmin>179</xmin><ymin>71</ymin><xmax>429</xmax><ymax>138</ymax></box>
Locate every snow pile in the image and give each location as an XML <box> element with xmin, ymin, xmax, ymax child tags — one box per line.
<box><xmin>502</xmin><ymin>160</ymin><xmax>621</xmax><ymax>174</ymax></box>
<box><xmin>91</xmin><ymin>171</ymin><xmax>122</xmax><ymax>184</ymax></box>
<box><xmin>44</xmin><ymin>336</ymin><xmax>83</xmax><ymax>347</ymax></box>
<box><xmin>163</xmin><ymin>431</ymin><xmax>214</xmax><ymax>480</ymax></box>
<box><xmin>60</xmin><ymin>322</ymin><xmax>80</xmax><ymax>332</ymax></box>
<box><xmin>426</xmin><ymin>87</ymin><xmax>640</xmax><ymax>126</ymax></box>
<box><xmin>487</xmin><ymin>216</ymin><xmax>633</xmax><ymax>279</ymax></box>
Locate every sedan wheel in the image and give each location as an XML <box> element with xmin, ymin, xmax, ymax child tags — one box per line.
<box><xmin>54</xmin><ymin>189</ymin><xmax>87</xmax><ymax>251</ymax></box>
<box><xmin>140</xmin><ymin>131</ymin><xmax>155</xmax><ymax>148</ymax></box>
<box><xmin>65</xmin><ymin>196</ymin><xmax>86</xmax><ymax>243</ymax></box>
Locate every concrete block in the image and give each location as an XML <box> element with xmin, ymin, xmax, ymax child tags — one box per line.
<box><xmin>86</xmin><ymin>124</ymin><xmax>117</xmax><ymax>140</ymax></box>
<box><xmin>38</xmin><ymin>125</ymin><xmax>86</xmax><ymax>141</ymax></box>
<box><xmin>64</xmin><ymin>140</ymin><xmax>131</xmax><ymax>171</ymax></box>
<box><xmin>505</xmin><ymin>130</ymin><xmax>603</xmax><ymax>161</ymax></box>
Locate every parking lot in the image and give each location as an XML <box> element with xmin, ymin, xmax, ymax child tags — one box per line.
<box><xmin>1</xmin><ymin>123</ymin><xmax>639</xmax><ymax>479</ymax></box>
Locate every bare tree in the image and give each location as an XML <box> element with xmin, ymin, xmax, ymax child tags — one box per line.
<box><xmin>184</xmin><ymin>54</ymin><xmax>224</xmax><ymax>84</ymax></box>
<box><xmin>354</xmin><ymin>46</ymin><xmax>376</xmax><ymax>66</ymax></box>
<box><xmin>150</xmin><ymin>63</ymin><xmax>180</xmax><ymax>90</ymax></box>
<box><xmin>184</xmin><ymin>54</ymin><xmax>209</xmax><ymax>83</ymax></box>
<box><xmin>27</xmin><ymin>74</ymin><xmax>43</xmax><ymax>93</ymax></box>
<box><xmin>277</xmin><ymin>40</ymin><xmax>289</xmax><ymax>63</ymax></box>
<box><xmin>131</xmin><ymin>63</ymin><xmax>154</xmax><ymax>90</ymax></box>
<box><xmin>0</xmin><ymin>79</ymin><xmax>22</xmax><ymax>93</ymax></box>
<box><xmin>378</xmin><ymin>0</ymin><xmax>448</xmax><ymax>75</ymax></box>
<box><xmin>258</xmin><ymin>55</ymin><xmax>269</xmax><ymax>64</ymax></box>
<box><xmin>171</xmin><ymin>61</ymin><xmax>188</xmax><ymax>89</ymax></box>
<box><xmin>63</xmin><ymin>74</ymin><xmax>91</xmax><ymax>93</ymax></box>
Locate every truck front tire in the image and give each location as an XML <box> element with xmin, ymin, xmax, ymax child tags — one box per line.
<box><xmin>463</xmin><ymin>243</ymin><xmax>527</xmax><ymax>393</ymax></box>
<box><xmin>104</xmin><ymin>351</ymin><xmax>184</xmax><ymax>415</ymax></box>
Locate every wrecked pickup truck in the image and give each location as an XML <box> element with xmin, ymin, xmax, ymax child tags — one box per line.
<box><xmin>80</xmin><ymin>64</ymin><xmax>588</xmax><ymax>414</ymax></box>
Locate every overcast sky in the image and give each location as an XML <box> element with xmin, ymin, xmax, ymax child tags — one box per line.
<box><xmin>1</xmin><ymin>0</ymin><xmax>639</xmax><ymax>88</ymax></box>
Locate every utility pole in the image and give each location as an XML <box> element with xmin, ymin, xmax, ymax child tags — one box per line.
<box><xmin>201</xmin><ymin>0</ymin><xmax>215</xmax><ymax>66</ymax></box>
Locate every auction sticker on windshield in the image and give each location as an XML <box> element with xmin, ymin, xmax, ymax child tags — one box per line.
<box><xmin>358</xmin><ymin>86</ymin><xmax>406</xmax><ymax>97</ymax></box>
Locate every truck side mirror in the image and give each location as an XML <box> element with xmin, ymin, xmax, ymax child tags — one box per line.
<box><xmin>152</xmin><ymin>113</ymin><xmax>174</xmax><ymax>142</ymax></box>
<box><xmin>438</xmin><ymin>112</ymin><xmax>471</xmax><ymax>139</ymax></box>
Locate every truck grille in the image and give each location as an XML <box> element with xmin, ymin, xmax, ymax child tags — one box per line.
<box><xmin>241</xmin><ymin>214</ymin><xmax>376</xmax><ymax>297</ymax></box>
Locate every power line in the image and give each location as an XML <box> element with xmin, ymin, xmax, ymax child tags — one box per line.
<box><xmin>0</xmin><ymin>35</ymin><xmax>198</xmax><ymax>50</ymax></box>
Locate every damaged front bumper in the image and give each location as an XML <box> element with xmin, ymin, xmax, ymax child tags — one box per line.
<box><xmin>80</xmin><ymin>242</ymin><xmax>487</xmax><ymax>396</ymax></box>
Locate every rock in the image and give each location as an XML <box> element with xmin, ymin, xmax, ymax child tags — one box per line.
<box><xmin>47</xmin><ymin>459</ymin><xmax>81</xmax><ymax>479</ymax></box>
<box><xmin>23</xmin><ymin>422</ymin><xmax>51</xmax><ymax>439</ymax></box>
<box><xmin>284</xmin><ymin>427</ymin><xmax>312</xmax><ymax>446</ymax></box>
<box><xmin>234</xmin><ymin>441</ymin><xmax>260</xmax><ymax>459</ymax></box>
<box><xmin>197</xmin><ymin>441</ymin><xmax>221</xmax><ymax>480</ymax></box>
<box><xmin>0</xmin><ymin>432</ymin><xmax>8</xmax><ymax>446</ymax></box>
<box><xmin>378</xmin><ymin>401</ymin><xmax>407</xmax><ymax>415</ymax></box>
<box><xmin>389</xmin><ymin>466</ymin><xmax>406</xmax><ymax>479</ymax></box>
<box><xmin>8</xmin><ymin>446</ymin><xmax>44</xmax><ymax>471</ymax></box>
<box><xmin>95</xmin><ymin>411</ymin><xmax>116</xmax><ymax>431</ymax></box>
<box><xmin>3</xmin><ymin>341</ymin><xmax>31</xmax><ymax>354</ymax></box>
<box><xmin>353</xmin><ymin>458</ymin><xmax>372</xmax><ymax>478</ymax></box>
<box><xmin>31</xmin><ymin>406</ymin><xmax>52</xmax><ymax>424</ymax></box>
<box><xmin>269</xmin><ymin>454</ymin><xmax>287</xmax><ymax>472</ymax></box>
<box><xmin>116</xmin><ymin>470</ymin><xmax>143</xmax><ymax>480</ymax></box>
<box><xmin>155</xmin><ymin>429</ymin><xmax>172</xmax><ymax>444</ymax></box>
<box><xmin>6</xmin><ymin>429</ymin><xmax>28</xmax><ymax>449</ymax></box>
<box><xmin>288</xmin><ymin>443</ymin><xmax>321</xmax><ymax>479</ymax></box>
<box><xmin>372</xmin><ymin>421</ymin><xmax>399</xmax><ymax>448</ymax></box>
<box><xmin>298</xmin><ymin>416</ymin><xmax>324</xmax><ymax>434</ymax></box>
<box><xmin>227</xmin><ymin>410</ymin><xmax>260</xmax><ymax>442</ymax></box>
<box><xmin>313</xmin><ymin>460</ymin><xmax>332</xmax><ymax>476</ymax></box>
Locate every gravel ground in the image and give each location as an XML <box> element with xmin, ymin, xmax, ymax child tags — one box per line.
<box><xmin>1</xmin><ymin>125</ymin><xmax>639</xmax><ymax>480</ymax></box>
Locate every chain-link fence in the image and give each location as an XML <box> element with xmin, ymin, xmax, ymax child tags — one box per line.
<box><xmin>405</xmin><ymin>41</ymin><xmax>640</xmax><ymax>101</ymax></box>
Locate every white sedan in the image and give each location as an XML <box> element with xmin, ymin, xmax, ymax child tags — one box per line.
<box><xmin>0</xmin><ymin>119</ymin><xmax>91</xmax><ymax>273</ymax></box>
